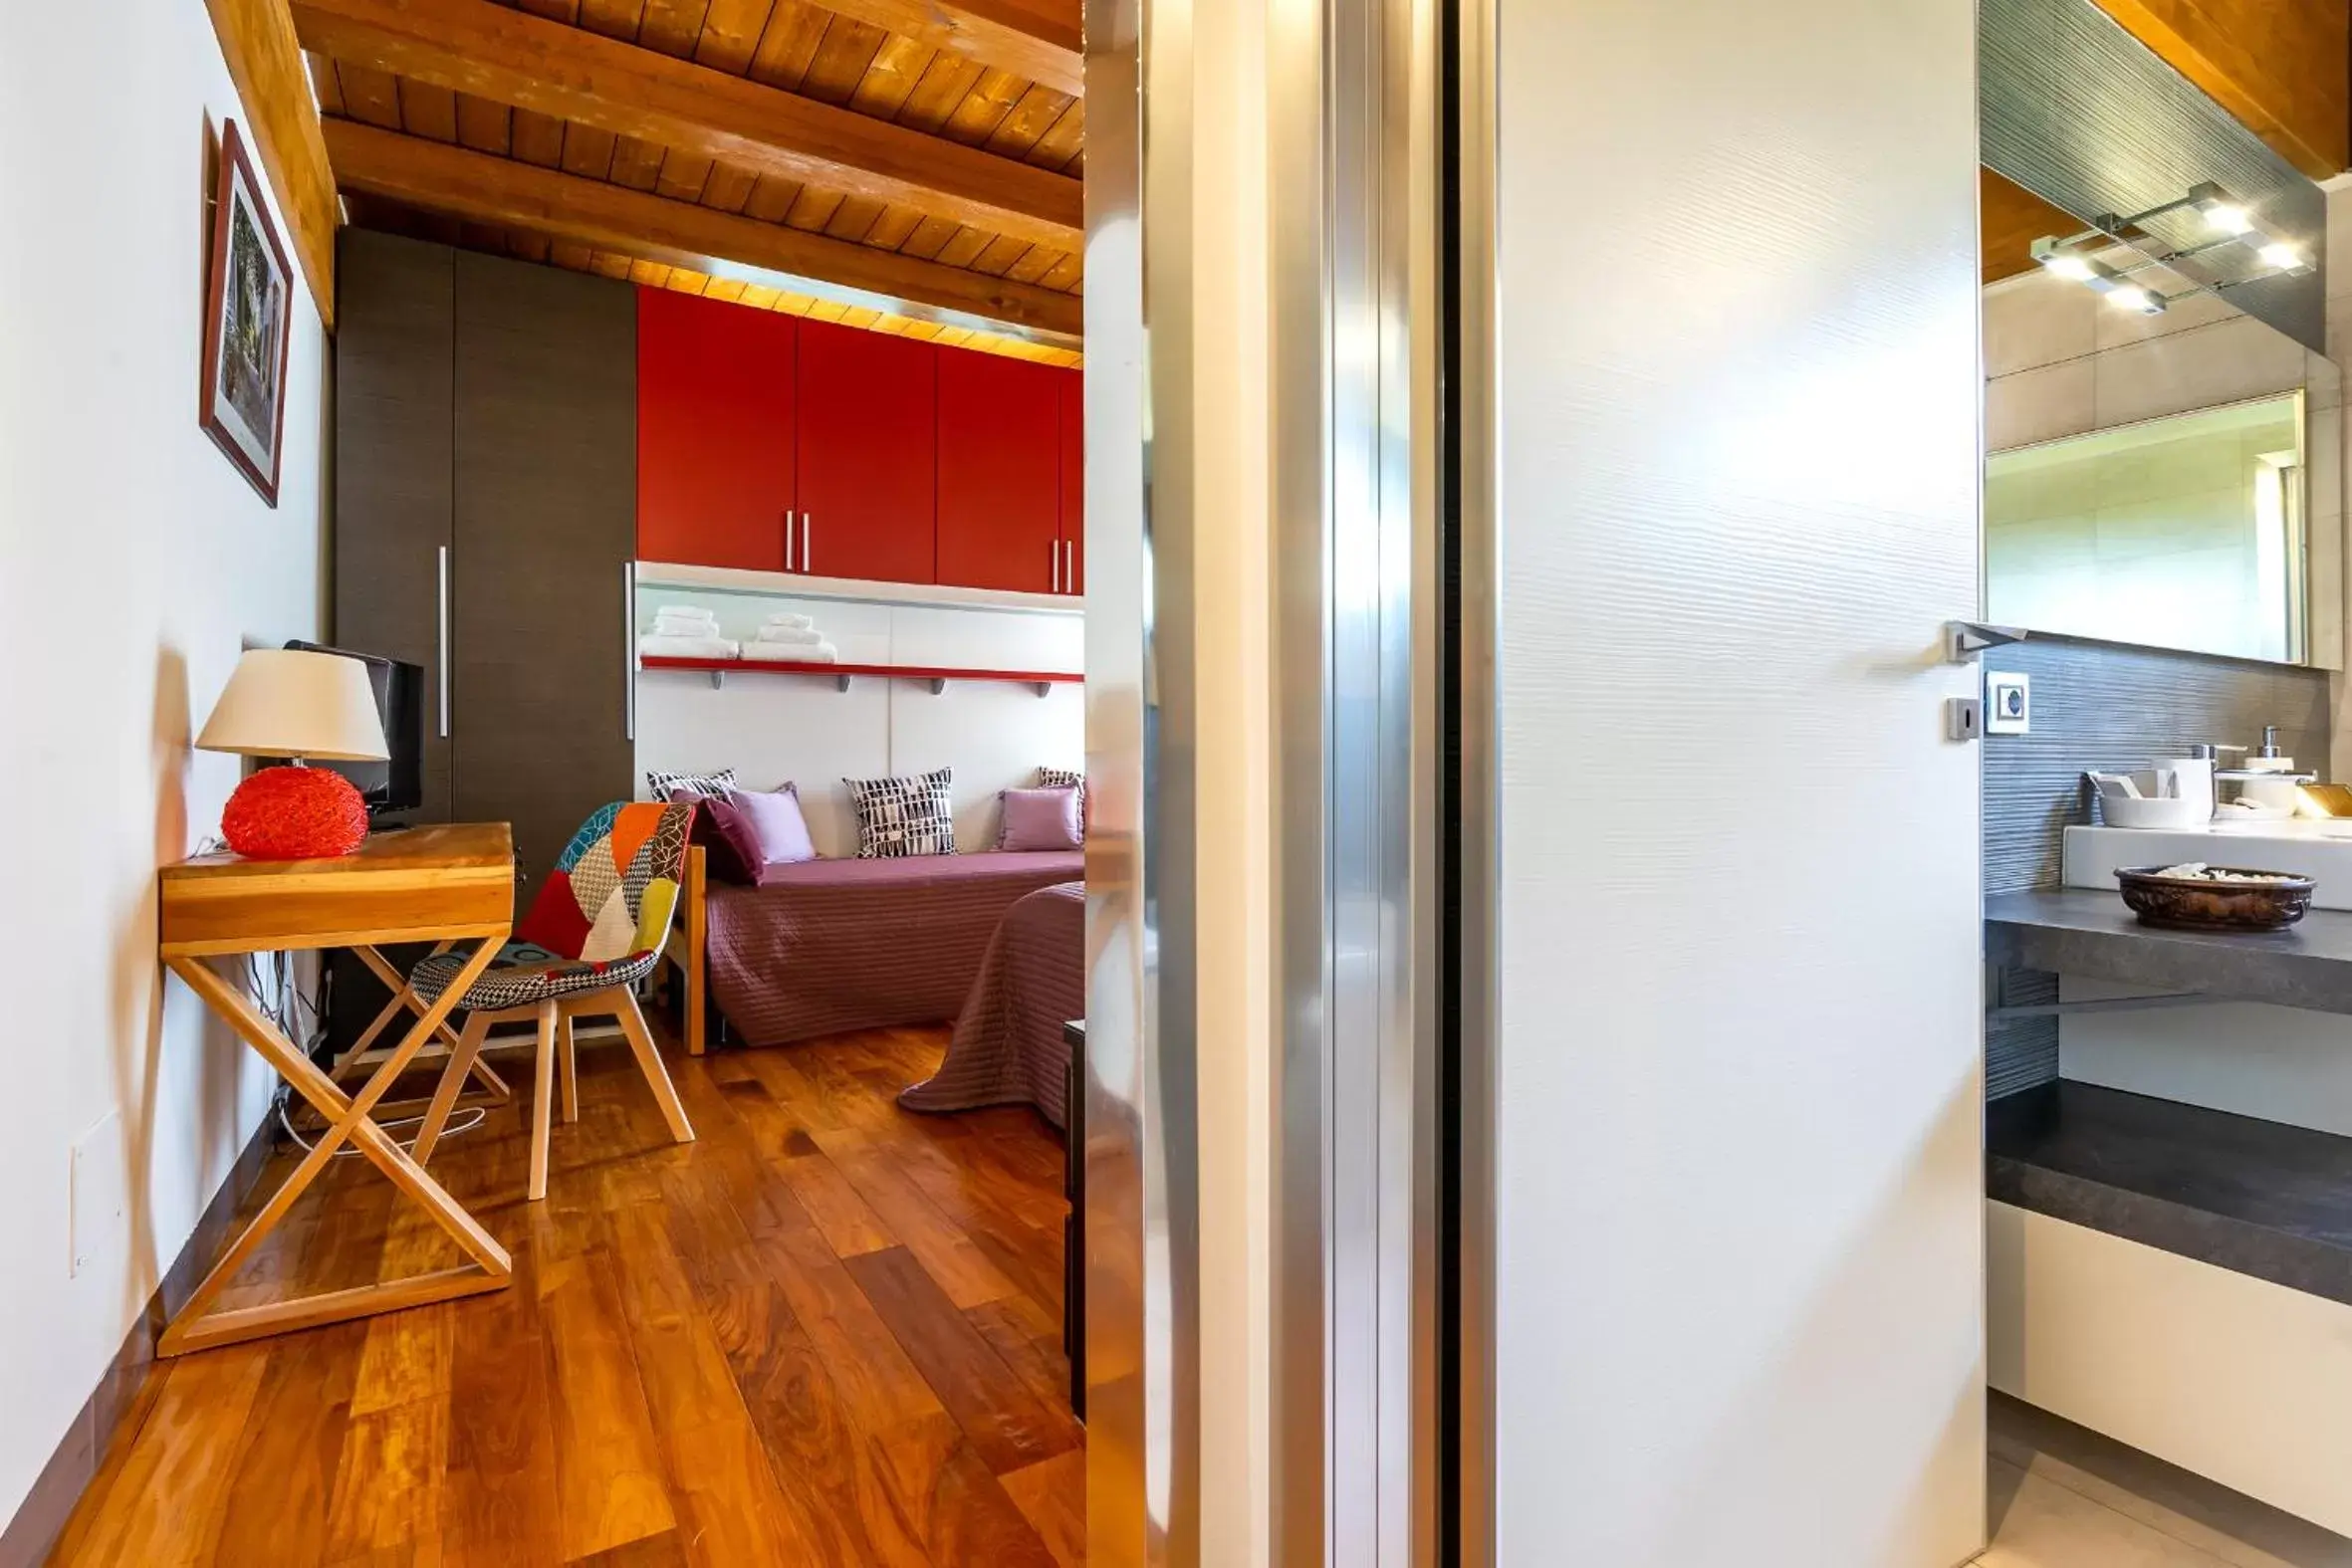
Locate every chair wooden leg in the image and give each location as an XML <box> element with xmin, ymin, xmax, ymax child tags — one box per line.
<box><xmin>529</xmin><ymin>1001</ymin><xmax>558</xmax><ymax>1202</ymax></box>
<box><xmin>559</xmin><ymin>1011</ymin><xmax>579</xmax><ymax>1124</ymax></box>
<box><xmin>614</xmin><ymin>989</ymin><xmax>695</xmax><ymax>1145</ymax></box>
<box><xmin>413</xmin><ymin>1011</ymin><xmax>490</xmax><ymax>1166</ymax></box>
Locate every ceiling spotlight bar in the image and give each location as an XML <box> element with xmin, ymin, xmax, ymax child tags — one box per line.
<box><xmin>2025</xmin><ymin>177</ymin><xmax>2314</xmax><ymax>318</ymax></box>
<box><xmin>2107</xmin><ymin>181</ymin><xmax>2312</xmax><ymax>277</ymax></box>
<box><xmin>2029</xmin><ymin>236</ymin><xmax>2167</xmax><ymax>314</ymax></box>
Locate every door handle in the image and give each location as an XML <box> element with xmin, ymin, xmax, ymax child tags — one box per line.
<box><xmin>623</xmin><ymin>560</ymin><xmax>636</xmax><ymax>743</ymax></box>
<box><xmin>436</xmin><ymin>545</ymin><xmax>450</xmax><ymax>738</ymax></box>
<box><xmin>1064</xmin><ymin>540</ymin><xmax>1076</xmax><ymax>594</ymax></box>
<box><xmin>785</xmin><ymin>511</ymin><xmax>796</xmax><ymax>572</ymax></box>
<box><xmin>803</xmin><ymin>513</ymin><xmax>813</xmax><ymax>575</ymax></box>
<box><xmin>1052</xmin><ymin>541</ymin><xmax>1061</xmax><ymax>593</ymax></box>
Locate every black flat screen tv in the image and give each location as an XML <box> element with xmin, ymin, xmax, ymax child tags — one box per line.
<box><xmin>277</xmin><ymin>641</ymin><xmax>424</xmax><ymax>815</ymax></box>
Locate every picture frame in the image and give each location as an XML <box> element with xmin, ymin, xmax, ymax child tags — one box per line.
<box><xmin>199</xmin><ymin>119</ymin><xmax>292</xmax><ymax>507</ymax></box>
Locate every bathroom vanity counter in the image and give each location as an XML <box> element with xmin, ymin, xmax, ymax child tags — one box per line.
<box><xmin>1987</xmin><ymin>889</ymin><xmax>2352</xmax><ymax>1015</ymax></box>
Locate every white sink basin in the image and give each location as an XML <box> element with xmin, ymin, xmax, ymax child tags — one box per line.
<box><xmin>2063</xmin><ymin>824</ymin><xmax>2352</xmax><ymax>911</ymax></box>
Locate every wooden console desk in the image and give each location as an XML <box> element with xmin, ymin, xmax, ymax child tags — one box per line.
<box><xmin>156</xmin><ymin>824</ymin><xmax>516</xmax><ymax>1355</ymax></box>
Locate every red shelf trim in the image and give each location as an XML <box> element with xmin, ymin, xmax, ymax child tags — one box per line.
<box><xmin>639</xmin><ymin>655</ymin><xmax>1081</xmax><ymax>684</ymax></box>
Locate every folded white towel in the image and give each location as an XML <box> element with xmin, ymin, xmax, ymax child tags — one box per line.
<box><xmin>651</xmin><ymin>606</ymin><xmax>719</xmax><ymax>629</ymax></box>
<box><xmin>739</xmin><ymin>639</ymin><xmax>837</xmax><ymax>664</ymax></box>
<box><xmin>760</xmin><ymin>611</ymin><xmax>814</xmax><ymax>631</ymax></box>
<box><xmin>751</xmin><ymin>624</ymin><xmax>825</xmax><ymax>645</ymax></box>
<box><xmin>637</xmin><ymin>634</ymin><xmax>740</xmax><ymax>660</ymax></box>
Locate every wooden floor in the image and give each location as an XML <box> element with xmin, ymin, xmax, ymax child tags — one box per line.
<box><xmin>50</xmin><ymin>1024</ymin><xmax>1083</xmax><ymax>1568</ymax></box>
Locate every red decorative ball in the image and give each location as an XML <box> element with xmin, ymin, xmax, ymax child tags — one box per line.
<box><xmin>220</xmin><ymin>765</ymin><xmax>369</xmax><ymax>859</ymax></box>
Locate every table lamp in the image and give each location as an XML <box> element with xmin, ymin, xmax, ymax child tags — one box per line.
<box><xmin>196</xmin><ymin>648</ymin><xmax>389</xmax><ymax>858</ymax></box>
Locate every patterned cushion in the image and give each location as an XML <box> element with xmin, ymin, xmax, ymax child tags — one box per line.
<box><xmin>411</xmin><ymin>798</ymin><xmax>695</xmax><ymax>1010</ymax></box>
<box><xmin>411</xmin><ymin>943</ymin><xmax>663</xmax><ymax>1009</ymax></box>
<box><xmin>646</xmin><ymin>767</ymin><xmax>736</xmax><ymax>800</ymax></box>
<box><xmin>1039</xmin><ymin>767</ymin><xmax>1086</xmax><ymax>838</ymax></box>
<box><xmin>843</xmin><ymin>766</ymin><xmax>957</xmax><ymax>858</ymax></box>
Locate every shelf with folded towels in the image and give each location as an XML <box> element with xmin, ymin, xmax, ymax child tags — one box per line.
<box><xmin>636</xmin><ymin>655</ymin><xmax>1082</xmax><ymax>697</ymax></box>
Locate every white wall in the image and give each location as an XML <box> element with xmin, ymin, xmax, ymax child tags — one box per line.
<box><xmin>631</xmin><ymin>586</ymin><xmax>1083</xmax><ymax>854</ymax></box>
<box><xmin>0</xmin><ymin>0</ymin><xmax>330</xmax><ymax>1529</ymax></box>
<box><xmin>1490</xmin><ymin>1</ymin><xmax>1986</xmax><ymax>1563</ymax></box>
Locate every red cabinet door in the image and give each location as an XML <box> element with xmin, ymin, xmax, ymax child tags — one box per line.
<box><xmin>796</xmin><ymin>319</ymin><xmax>938</xmax><ymax>584</ymax></box>
<box><xmin>1058</xmin><ymin>367</ymin><xmax>1082</xmax><ymax>595</ymax></box>
<box><xmin>636</xmin><ymin>288</ymin><xmax>796</xmax><ymax>570</ymax></box>
<box><xmin>936</xmin><ymin>348</ymin><xmax>1062</xmax><ymax>593</ymax></box>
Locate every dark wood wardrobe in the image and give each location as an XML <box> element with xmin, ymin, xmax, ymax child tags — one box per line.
<box><xmin>333</xmin><ymin>228</ymin><xmax>637</xmax><ymax>906</ymax></box>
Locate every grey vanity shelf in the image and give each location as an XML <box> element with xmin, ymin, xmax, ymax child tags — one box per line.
<box><xmin>1986</xmin><ymin>889</ymin><xmax>2352</xmax><ymax>1307</ymax></box>
<box><xmin>1990</xmin><ymin>1080</ymin><xmax>2352</xmax><ymax>1308</ymax></box>
<box><xmin>1986</xmin><ymin>889</ymin><xmax>2352</xmax><ymax>1017</ymax></box>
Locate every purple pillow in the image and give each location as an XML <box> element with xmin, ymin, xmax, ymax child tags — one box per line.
<box><xmin>735</xmin><ymin>783</ymin><xmax>818</xmax><ymax>865</ymax></box>
<box><xmin>670</xmin><ymin>788</ymin><xmax>761</xmax><ymax>885</ymax></box>
<box><xmin>999</xmin><ymin>785</ymin><xmax>1082</xmax><ymax>851</ymax></box>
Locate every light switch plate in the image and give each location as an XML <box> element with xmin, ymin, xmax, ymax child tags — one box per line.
<box><xmin>1985</xmin><ymin>670</ymin><xmax>2030</xmax><ymax>735</ymax></box>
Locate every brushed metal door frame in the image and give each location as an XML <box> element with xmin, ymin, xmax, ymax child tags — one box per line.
<box><xmin>1273</xmin><ymin>0</ymin><xmax>1444</xmax><ymax>1559</ymax></box>
<box><xmin>1084</xmin><ymin>0</ymin><xmax>1443</xmax><ymax>1555</ymax></box>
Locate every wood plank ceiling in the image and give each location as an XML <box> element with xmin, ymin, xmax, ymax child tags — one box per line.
<box><xmin>302</xmin><ymin>0</ymin><xmax>1085</xmax><ymax>364</ymax></box>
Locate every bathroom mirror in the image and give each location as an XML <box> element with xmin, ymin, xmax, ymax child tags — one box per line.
<box><xmin>1983</xmin><ymin>251</ymin><xmax>2343</xmax><ymax>668</ymax></box>
<box><xmin>1987</xmin><ymin>391</ymin><xmax>2308</xmax><ymax>662</ymax></box>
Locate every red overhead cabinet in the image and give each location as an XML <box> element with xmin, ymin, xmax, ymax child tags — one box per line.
<box><xmin>1058</xmin><ymin>368</ymin><xmax>1083</xmax><ymax>595</ymax></box>
<box><xmin>936</xmin><ymin>350</ymin><xmax>1063</xmax><ymax>594</ymax></box>
<box><xmin>796</xmin><ymin>319</ymin><xmax>938</xmax><ymax>585</ymax></box>
<box><xmin>636</xmin><ymin>289</ymin><xmax>797</xmax><ymax>570</ymax></box>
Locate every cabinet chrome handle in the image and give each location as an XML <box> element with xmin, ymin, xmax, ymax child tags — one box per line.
<box><xmin>436</xmin><ymin>545</ymin><xmax>450</xmax><ymax>738</ymax></box>
<box><xmin>1052</xmin><ymin>541</ymin><xmax>1061</xmax><ymax>592</ymax></box>
<box><xmin>785</xmin><ymin>510</ymin><xmax>796</xmax><ymax>572</ymax></box>
<box><xmin>803</xmin><ymin>513</ymin><xmax>813</xmax><ymax>574</ymax></box>
<box><xmin>1063</xmin><ymin>540</ymin><xmax>1075</xmax><ymax>594</ymax></box>
<box><xmin>623</xmin><ymin>560</ymin><xmax>636</xmax><ymax>743</ymax></box>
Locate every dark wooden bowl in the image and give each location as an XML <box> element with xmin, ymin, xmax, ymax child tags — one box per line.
<box><xmin>2114</xmin><ymin>865</ymin><xmax>2316</xmax><ymax>932</ymax></box>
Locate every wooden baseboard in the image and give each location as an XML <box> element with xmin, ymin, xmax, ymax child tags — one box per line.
<box><xmin>0</xmin><ymin>1109</ymin><xmax>279</xmax><ymax>1568</ymax></box>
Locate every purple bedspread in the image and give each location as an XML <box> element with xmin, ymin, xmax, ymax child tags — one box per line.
<box><xmin>899</xmin><ymin>881</ymin><xmax>1083</xmax><ymax>1128</ymax></box>
<box><xmin>705</xmin><ymin>850</ymin><xmax>1083</xmax><ymax>1047</ymax></box>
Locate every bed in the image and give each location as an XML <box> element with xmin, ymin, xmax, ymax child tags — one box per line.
<box><xmin>661</xmin><ymin>845</ymin><xmax>1082</xmax><ymax>1052</ymax></box>
<box><xmin>898</xmin><ymin>880</ymin><xmax>1084</xmax><ymax>1129</ymax></box>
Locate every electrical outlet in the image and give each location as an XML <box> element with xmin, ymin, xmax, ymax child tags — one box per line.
<box><xmin>70</xmin><ymin>1111</ymin><xmax>125</xmax><ymax>1279</ymax></box>
<box><xmin>1985</xmin><ymin>670</ymin><xmax>2030</xmax><ymax>736</ymax></box>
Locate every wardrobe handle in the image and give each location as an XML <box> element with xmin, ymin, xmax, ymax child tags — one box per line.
<box><xmin>803</xmin><ymin>513</ymin><xmax>813</xmax><ymax>575</ymax></box>
<box><xmin>784</xmin><ymin>510</ymin><xmax>796</xmax><ymax>572</ymax></box>
<box><xmin>1052</xmin><ymin>541</ymin><xmax>1061</xmax><ymax>593</ymax></box>
<box><xmin>623</xmin><ymin>560</ymin><xmax>636</xmax><ymax>743</ymax></box>
<box><xmin>1064</xmin><ymin>540</ymin><xmax>1076</xmax><ymax>594</ymax></box>
<box><xmin>436</xmin><ymin>545</ymin><xmax>450</xmax><ymax>739</ymax></box>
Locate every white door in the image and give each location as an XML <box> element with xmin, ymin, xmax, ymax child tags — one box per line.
<box><xmin>1468</xmin><ymin>0</ymin><xmax>1988</xmax><ymax>1563</ymax></box>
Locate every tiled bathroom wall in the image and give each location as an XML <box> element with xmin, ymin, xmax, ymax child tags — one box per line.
<box><xmin>1983</xmin><ymin>636</ymin><xmax>2331</xmax><ymax>1096</ymax></box>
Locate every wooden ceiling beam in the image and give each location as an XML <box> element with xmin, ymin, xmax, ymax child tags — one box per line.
<box><xmin>817</xmin><ymin>0</ymin><xmax>1082</xmax><ymax>98</ymax></box>
<box><xmin>323</xmin><ymin>120</ymin><xmax>1083</xmax><ymax>340</ymax></box>
<box><xmin>291</xmin><ymin>0</ymin><xmax>1082</xmax><ymax>251</ymax></box>
<box><xmin>204</xmin><ymin>0</ymin><xmax>340</xmax><ymax>326</ymax></box>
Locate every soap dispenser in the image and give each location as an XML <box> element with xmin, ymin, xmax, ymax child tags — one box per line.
<box><xmin>2241</xmin><ymin>725</ymin><xmax>2301</xmax><ymax>813</ymax></box>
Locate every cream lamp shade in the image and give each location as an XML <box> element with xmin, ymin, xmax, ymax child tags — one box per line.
<box><xmin>195</xmin><ymin>648</ymin><xmax>389</xmax><ymax>762</ymax></box>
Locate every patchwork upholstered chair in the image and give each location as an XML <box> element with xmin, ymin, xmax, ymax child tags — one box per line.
<box><xmin>409</xmin><ymin>799</ymin><xmax>698</xmax><ymax>1201</ymax></box>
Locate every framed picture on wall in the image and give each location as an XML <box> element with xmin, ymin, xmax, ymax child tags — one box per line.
<box><xmin>199</xmin><ymin>119</ymin><xmax>291</xmax><ymax>507</ymax></box>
